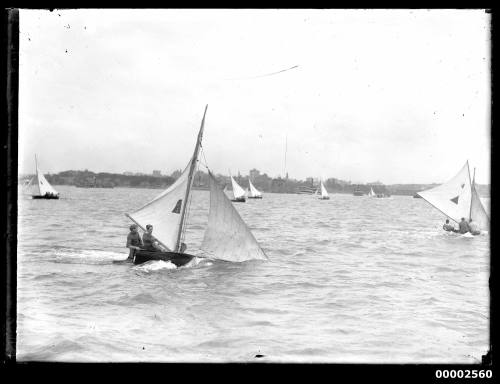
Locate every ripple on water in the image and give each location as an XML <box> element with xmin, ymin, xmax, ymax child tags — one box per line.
<box><xmin>17</xmin><ymin>188</ymin><xmax>490</xmax><ymax>362</ymax></box>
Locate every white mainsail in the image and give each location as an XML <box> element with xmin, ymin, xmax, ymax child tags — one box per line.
<box><xmin>320</xmin><ymin>180</ymin><xmax>329</xmax><ymax>198</ymax></box>
<box><xmin>202</xmin><ymin>172</ymin><xmax>268</xmax><ymax>262</ymax></box>
<box><xmin>418</xmin><ymin>161</ymin><xmax>489</xmax><ymax>231</ymax></box>
<box><xmin>248</xmin><ymin>179</ymin><xmax>262</xmax><ymax>198</ymax></box>
<box><xmin>368</xmin><ymin>187</ymin><xmax>375</xmax><ymax>197</ymax></box>
<box><xmin>126</xmin><ymin>161</ymin><xmax>192</xmax><ymax>251</ymax></box>
<box><xmin>34</xmin><ymin>157</ymin><xmax>59</xmax><ymax>196</ymax></box>
<box><xmin>230</xmin><ymin>176</ymin><xmax>246</xmax><ymax>199</ymax></box>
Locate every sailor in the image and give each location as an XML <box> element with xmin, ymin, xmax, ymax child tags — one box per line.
<box><xmin>142</xmin><ymin>224</ymin><xmax>162</xmax><ymax>251</ymax></box>
<box><xmin>126</xmin><ymin>224</ymin><xmax>143</xmax><ymax>260</ymax></box>
<box><xmin>442</xmin><ymin>219</ymin><xmax>457</xmax><ymax>232</ymax></box>
<box><xmin>180</xmin><ymin>242</ymin><xmax>187</xmax><ymax>253</ymax></box>
<box><xmin>468</xmin><ymin>219</ymin><xmax>481</xmax><ymax>236</ymax></box>
<box><xmin>458</xmin><ymin>217</ymin><xmax>470</xmax><ymax>234</ymax></box>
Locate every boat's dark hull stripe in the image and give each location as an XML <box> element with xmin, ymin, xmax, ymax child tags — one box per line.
<box><xmin>133</xmin><ymin>250</ymin><xmax>194</xmax><ymax>267</ymax></box>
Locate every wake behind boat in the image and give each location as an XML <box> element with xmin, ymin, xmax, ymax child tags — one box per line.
<box><xmin>123</xmin><ymin>106</ymin><xmax>267</xmax><ymax>266</ymax></box>
<box><xmin>417</xmin><ymin>161</ymin><xmax>489</xmax><ymax>233</ymax></box>
<box><xmin>30</xmin><ymin>155</ymin><xmax>60</xmax><ymax>199</ymax></box>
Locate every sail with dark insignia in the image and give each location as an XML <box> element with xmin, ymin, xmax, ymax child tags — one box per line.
<box><xmin>418</xmin><ymin>161</ymin><xmax>489</xmax><ymax>231</ymax></box>
<box><xmin>126</xmin><ymin>161</ymin><xmax>192</xmax><ymax>251</ymax></box>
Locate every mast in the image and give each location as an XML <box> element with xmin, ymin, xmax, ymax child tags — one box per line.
<box><xmin>284</xmin><ymin>135</ymin><xmax>287</xmax><ymax>177</ymax></box>
<box><xmin>175</xmin><ymin>105</ymin><xmax>208</xmax><ymax>252</ymax></box>
<box><xmin>34</xmin><ymin>154</ymin><xmax>41</xmax><ymax>195</ymax></box>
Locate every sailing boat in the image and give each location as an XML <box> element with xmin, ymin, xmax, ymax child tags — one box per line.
<box><xmin>124</xmin><ymin>106</ymin><xmax>267</xmax><ymax>266</ymax></box>
<box><xmin>417</xmin><ymin>161</ymin><xmax>489</xmax><ymax>232</ymax></box>
<box><xmin>230</xmin><ymin>174</ymin><xmax>246</xmax><ymax>202</ymax></box>
<box><xmin>247</xmin><ymin>178</ymin><xmax>263</xmax><ymax>199</ymax></box>
<box><xmin>31</xmin><ymin>155</ymin><xmax>59</xmax><ymax>199</ymax></box>
<box><xmin>368</xmin><ymin>187</ymin><xmax>376</xmax><ymax>197</ymax></box>
<box><xmin>318</xmin><ymin>180</ymin><xmax>330</xmax><ymax>200</ymax></box>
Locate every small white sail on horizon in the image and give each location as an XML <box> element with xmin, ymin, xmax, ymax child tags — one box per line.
<box><xmin>319</xmin><ymin>180</ymin><xmax>329</xmax><ymax>199</ymax></box>
<box><xmin>368</xmin><ymin>187</ymin><xmax>376</xmax><ymax>197</ymax></box>
<box><xmin>418</xmin><ymin>161</ymin><xmax>489</xmax><ymax>231</ymax></box>
<box><xmin>248</xmin><ymin>179</ymin><xmax>262</xmax><ymax>198</ymax></box>
<box><xmin>32</xmin><ymin>155</ymin><xmax>59</xmax><ymax>197</ymax></box>
<box><xmin>230</xmin><ymin>176</ymin><xmax>247</xmax><ymax>200</ymax></box>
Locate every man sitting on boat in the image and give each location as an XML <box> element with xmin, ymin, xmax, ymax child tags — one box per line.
<box><xmin>458</xmin><ymin>218</ymin><xmax>470</xmax><ymax>234</ymax></box>
<box><xmin>126</xmin><ymin>224</ymin><xmax>143</xmax><ymax>260</ymax></box>
<box><xmin>141</xmin><ymin>224</ymin><xmax>162</xmax><ymax>251</ymax></box>
<box><xmin>442</xmin><ymin>219</ymin><xmax>457</xmax><ymax>232</ymax></box>
<box><xmin>468</xmin><ymin>219</ymin><xmax>481</xmax><ymax>236</ymax></box>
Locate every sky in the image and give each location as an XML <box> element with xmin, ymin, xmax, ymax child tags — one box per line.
<box><xmin>18</xmin><ymin>9</ymin><xmax>491</xmax><ymax>185</ymax></box>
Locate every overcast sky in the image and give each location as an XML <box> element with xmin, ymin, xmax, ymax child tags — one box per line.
<box><xmin>18</xmin><ymin>9</ymin><xmax>491</xmax><ymax>184</ymax></box>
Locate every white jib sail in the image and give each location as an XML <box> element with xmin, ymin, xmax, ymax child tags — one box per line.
<box><xmin>369</xmin><ymin>187</ymin><xmax>375</xmax><ymax>197</ymax></box>
<box><xmin>320</xmin><ymin>181</ymin><xmax>329</xmax><ymax>198</ymax></box>
<box><xmin>470</xmin><ymin>181</ymin><xmax>490</xmax><ymax>231</ymax></box>
<box><xmin>202</xmin><ymin>172</ymin><xmax>268</xmax><ymax>262</ymax></box>
<box><xmin>418</xmin><ymin>162</ymin><xmax>472</xmax><ymax>224</ymax></box>
<box><xmin>231</xmin><ymin>176</ymin><xmax>246</xmax><ymax>199</ymax></box>
<box><xmin>248</xmin><ymin>179</ymin><xmax>262</xmax><ymax>197</ymax></box>
<box><xmin>36</xmin><ymin>167</ymin><xmax>59</xmax><ymax>196</ymax></box>
<box><xmin>126</xmin><ymin>160</ymin><xmax>192</xmax><ymax>251</ymax></box>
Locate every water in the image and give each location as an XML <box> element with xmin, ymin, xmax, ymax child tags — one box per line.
<box><xmin>16</xmin><ymin>186</ymin><xmax>490</xmax><ymax>363</ymax></box>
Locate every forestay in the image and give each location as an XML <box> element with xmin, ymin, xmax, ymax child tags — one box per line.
<box><xmin>248</xmin><ymin>179</ymin><xmax>262</xmax><ymax>197</ymax></box>
<box><xmin>126</xmin><ymin>161</ymin><xmax>191</xmax><ymax>251</ymax></box>
<box><xmin>231</xmin><ymin>176</ymin><xmax>246</xmax><ymax>199</ymax></box>
<box><xmin>202</xmin><ymin>172</ymin><xmax>268</xmax><ymax>262</ymax></box>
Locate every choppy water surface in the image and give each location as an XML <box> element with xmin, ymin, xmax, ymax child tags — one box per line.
<box><xmin>17</xmin><ymin>186</ymin><xmax>490</xmax><ymax>362</ymax></box>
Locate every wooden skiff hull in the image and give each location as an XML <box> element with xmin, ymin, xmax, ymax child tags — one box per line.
<box><xmin>133</xmin><ymin>250</ymin><xmax>194</xmax><ymax>266</ymax></box>
<box><xmin>32</xmin><ymin>195</ymin><xmax>59</xmax><ymax>199</ymax></box>
<box><xmin>231</xmin><ymin>197</ymin><xmax>246</xmax><ymax>202</ymax></box>
<box><xmin>248</xmin><ymin>196</ymin><xmax>262</xmax><ymax>199</ymax></box>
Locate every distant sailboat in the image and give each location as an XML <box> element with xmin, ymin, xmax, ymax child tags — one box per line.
<box><xmin>31</xmin><ymin>155</ymin><xmax>59</xmax><ymax>199</ymax></box>
<box><xmin>353</xmin><ymin>187</ymin><xmax>364</xmax><ymax>196</ymax></box>
<box><xmin>417</xmin><ymin>161</ymin><xmax>489</xmax><ymax>232</ymax></box>
<box><xmin>124</xmin><ymin>106</ymin><xmax>267</xmax><ymax>266</ymax></box>
<box><xmin>368</xmin><ymin>187</ymin><xmax>376</xmax><ymax>197</ymax></box>
<box><xmin>318</xmin><ymin>180</ymin><xmax>330</xmax><ymax>200</ymax></box>
<box><xmin>230</xmin><ymin>175</ymin><xmax>246</xmax><ymax>202</ymax></box>
<box><xmin>247</xmin><ymin>178</ymin><xmax>263</xmax><ymax>199</ymax></box>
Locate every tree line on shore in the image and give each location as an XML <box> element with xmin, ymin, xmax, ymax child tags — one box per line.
<box><xmin>20</xmin><ymin>169</ymin><xmax>490</xmax><ymax>197</ymax></box>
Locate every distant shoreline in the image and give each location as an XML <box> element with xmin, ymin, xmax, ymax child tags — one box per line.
<box><xmin>19</xmin><ymin>169</ymin><xmax>490</xmax><ymax>197</ymax></box>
